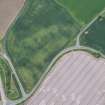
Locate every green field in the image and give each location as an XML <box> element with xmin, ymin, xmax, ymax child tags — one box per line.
<box><xmin>1</xmin><ymin>0</ymin><xmax>105</xmax><ymax>103</ymax></box>
<box><xmin>56</xmin><ymin>0</ymin><xmax>105</xmax><ymax>24</ymax></box>
<box><xmin>4</xmin><ymin>0</ymin><xmax>80</xmax><ymax>93</ymax></box>
<box><xmin>0</xmin><ymin>58</ymin><xmax>22</xmax><ymax>100</ymax></box>
<box><xmin>80</xmin><ymin>16</ymin><xmax>105</xmax><ymax>54</ymax></box>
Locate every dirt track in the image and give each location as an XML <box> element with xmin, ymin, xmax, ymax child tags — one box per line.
<box><xmin>0</xmin><ymin>0</ymin><xmax>24</xmax><ymax>36</ymax></box>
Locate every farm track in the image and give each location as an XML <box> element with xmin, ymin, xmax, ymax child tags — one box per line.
<box><xmin>1</xmin><ymin>0</ymin><xmax>105</xmax><ymax>105</ymax></box>
<box><xmin>25</xmin><ymin>6</ymin><xmax>105</xmax><ymax>105</ymax></box>
<box><xmin>2</xmin><ymin>54</ymin><xmax>26</xmax><ymax>97</ymax></box>
<box><xmin>76</xmin><ymin>7</ymin><xmax>105</xmax><ymax>47</ymax></box>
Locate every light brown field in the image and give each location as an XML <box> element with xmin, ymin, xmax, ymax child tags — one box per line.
<box><xmin>0</xmin><ymin>0</ymin><xmax>25</xmax><ymax>37</ymax></box>
<box><xmin>26</xmin><ymin>51</ymin><xmax>105</xmax><ymax>105</ymax></box>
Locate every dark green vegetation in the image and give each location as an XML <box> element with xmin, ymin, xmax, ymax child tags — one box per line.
<box><xmin>4</xmin><ymin>0</ymin><xmax>80</xmax><ymax>93</ymax></box>
<box><xmin>56</xmin><ymin>0</ymin><xmax>105</xmax><ymax>24</ymax></box>
<box><xmin>0</xmin><ymin>58</ymin><xmax>22</xmax><ymax>100</ymax></box>
<box><xmin>80</xmin><ymin>16</ymin><xmax>105</xmax><ymax>55</ymax></box>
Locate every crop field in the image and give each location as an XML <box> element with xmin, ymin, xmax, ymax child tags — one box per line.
<box><xmin>0</xmin><ymin>58</ymin><xmax>22</xmax><ymax>100</ymax></box>
<box><xmin>0</xmin><ymin>0</ymin><xmax>24</xmax><ymax>36</ymax></box>
<box><xmin>26</xmin><ymin>51</ymin><xmax>105</xmax><ymax>105</ymax></box>
<box><xmin>4</xmin><ymin>0</ymin><xmax>80</xmax><ymax>93</ymax></box>
<box><xmin>80</xmin><ymin>17</ymin><xmax>105</xmax><ymax>54</ymax></box>
<box><xmin>80</xmin><ymin>17</ymin><xmax>105</xmax><ymax>55</ymax></box>
<box><xmin>56</xmin><ymin>0</ymin><xmax>105</xmax><ymax>24</ymax></box>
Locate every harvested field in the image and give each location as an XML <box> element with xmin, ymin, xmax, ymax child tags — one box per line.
<box><xmin>26</xmin><ymin>51</ymin><xmax>105</xmax><ymax>105</ymax></box>
<box><xmin>0</xmin><ymin>0</ymin><xmax>24</xmax><ymax>36</ymax></box>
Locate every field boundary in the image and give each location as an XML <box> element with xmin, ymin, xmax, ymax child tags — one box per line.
<box><xmin>54</xmin><ymin>0</ymin><xmax>82</xmax><ymax>26</ymax></box>
<box><xmin>23</xmin><ymin>6</ymin><xmax>105</xmax><ymax>105</ymax></box>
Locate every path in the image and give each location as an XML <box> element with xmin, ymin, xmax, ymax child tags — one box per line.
<box><xmin>1</xmin><ymin>1</ymin><xmax>105</xmax><ymax>105</ymax></box>
<box><xmin>0</xmin><ymin>77</ymin><xmax>7</xmax><ymax>105</ymax></box>
<box><xmin>2</xmin><ymin>53</ymin><xmax>26</xmax><ymax>97</ymax></box>
<box><xmin>76</xmin><ymin>8</ymin><xmax>105</xmax><ymax>47</ymax></box>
